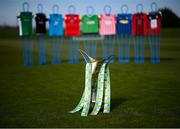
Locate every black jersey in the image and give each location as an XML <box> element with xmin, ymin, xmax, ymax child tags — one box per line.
<box><xmin>35</xmin><ymin>13</ymin><xmax>48</xmax><ymax>34</ymax></box>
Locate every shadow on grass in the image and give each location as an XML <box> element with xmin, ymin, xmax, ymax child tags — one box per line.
<box><xmin>111</xmin><ymin>98</ymin><xmax>127</xmax><ymax>111</ymax></box>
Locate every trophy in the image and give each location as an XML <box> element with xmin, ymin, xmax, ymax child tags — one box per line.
<box><xmin>69</xmin><ymin>49</ymin><xmax>113</xmax><ymax>116</ymax></box>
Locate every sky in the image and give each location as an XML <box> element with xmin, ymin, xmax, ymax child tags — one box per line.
<box><xmin>0</xmin><ymin>0</ymin><xmax>180</xmax><ymax>26</ymax></box>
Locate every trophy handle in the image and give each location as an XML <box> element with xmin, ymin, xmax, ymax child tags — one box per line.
<box><xmin>79</xmin><ymin>49</ymin><xmax>96</xmax><ymax>63</ymax></box>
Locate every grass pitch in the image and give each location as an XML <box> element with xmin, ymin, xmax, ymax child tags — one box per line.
<box><xmin>0</xmin><ymin>28</ymin><xmax>180</xmax><ymax>127</ymax></box>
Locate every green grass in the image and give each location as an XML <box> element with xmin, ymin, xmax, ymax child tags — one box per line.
<box><xmin>0</xmin><ymin>28</ymin><xmax>180</xmax><ymax>127</ymax></box>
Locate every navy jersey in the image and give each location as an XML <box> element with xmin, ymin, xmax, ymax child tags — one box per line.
<box><xmin>49</xmin><ymin>14</ymin><xmax>63</xmax><ymax>36</ymax></box>
<box><xmin>116</xmin><ymin>13</ymin><xmax>132</xmax><ymax>35</ymax></box>
<box><xmin>35</xmin><ymin>13</ymin><xmax>48</xmax><ymax>34</ymax></box>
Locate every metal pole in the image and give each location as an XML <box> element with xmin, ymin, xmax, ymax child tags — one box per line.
<box><xmin>23</xmin><ymin>36</ymin><xmax>28</xmax><ymax>66</ymax></box>
<box><xmin>134</xmin><ymin>36</ymin><xmax>138</xmax><ymax>63</ymax></box>
<box><xmin>127</xmin><ymin>34</ymin><xmax>131</xmax><ymax>63</ymax></box>
<box><xmin>140</xmin><ymin>35</ymin><xmax>143</xmax><ymax>63</ymax></box>
<box><xmin>37</xmin><ymin>35</ymin><xmax>42</xmax><ymax>64</ymax></box>
<box><xmin>156</xmin><ymin>34</ymin><xmax>160</xmax><ymax>63</ymax></box>
<box><xmin>74</xmin><ymin>38</ymin><xmax>79</xmax><ymax>63</ymax></box>
<box><xmin>117</xmin><ymin>34</ymin><xmax>120</xmax><ymax>62</ymax></box>
<box><xmin>110</xmin><ymin>35</ymin><xmax>115</xmax><ymax>63</ymax></box>
<box><xmin>151</xmin><ymin>34</ymin><xmax>155</xmax><ymax>64</ymax></box>
<box><xmin>68</xmin><ymin>37</ymin><xmax>73</xmax><ymax>63</ymax></box>
<box><xmin>92</xmin><ymin>35</ymin><xmax>97</xmax><ymax>59</ymax></box>
<box><xmin>102</xmin><ymin>36</ymin><xmax>107</xmax><ymax>59</ymax></box>
<box><xmin>50</xmin><ymin>37</ymin><xmax>55</xmax><ymax>64</ymax></box>
<box><xmin>42</xmin><ymin>35</ymin><xmax>47</xmax><ymax>64</ymax></box>
<box><xmin>28</xmin><ymin>37</ymin><xmax>33</xmax><ymax>66</ymax></box>
<box><xmin>57</xmin><ymin>37</ymin><xmax>62</xmax><ymax>64</ymax></box>
<box><xmin>120</xmin><ymin>34</ymin><xmax>123</xmax><ymax>63</ymax></box>
<box><xmin>143</xmin><ymin>35</ymin><xmax>145</xmax><ymax>63</ymax></box>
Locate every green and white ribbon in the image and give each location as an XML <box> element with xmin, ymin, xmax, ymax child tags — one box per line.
<box><xmin>69</xmin><ymin>63</ymin><xmax>92</xmax><ymax>116</ymax></box>
<box><xmin>103</xmin><ymin>67</ymin><xmax>111</xmax><ymax>113</ymax></box>
<box><xmin>70</xmin><ymin>62</ymin><xmax>111</xmax><ymax>116</ymax></box>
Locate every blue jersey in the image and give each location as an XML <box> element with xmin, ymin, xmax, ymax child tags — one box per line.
<box><xmin>116</xmin><ymin>13</ymin><xmax>132</xmax><ymax>35</ymax></box>
<box><xmin>49</xmin><ymin>14</ymin><xmax>63</xmax><ymax>36</ymax></box>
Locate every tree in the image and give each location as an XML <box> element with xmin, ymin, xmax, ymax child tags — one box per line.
<box><xmin>159</xmin><ymin>7</ymin><xmax>180</xmax><ymax>28</ymax></box>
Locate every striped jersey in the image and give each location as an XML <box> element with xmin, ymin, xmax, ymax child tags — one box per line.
<box><xmin>99</xmin><ymin>14</ymin><xmax>116</xmax><ymax>35</ymax></box>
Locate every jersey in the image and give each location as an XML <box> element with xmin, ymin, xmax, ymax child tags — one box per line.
<box><xmin>49</xmin><ymin>14</ymin><xmax>63</xmax><ymax>36</ymax></box>
<box><xmin>99</xmin><ymin>14</ymin><xmax>116</xmax><ymax>35</ymax></box>
<box><xmin>116</xmin><ymin>13</ymin><xmax>132</xmax><ymax>35</ymax></box>
<box><xmin>81</xmin><ymin>15</ymin><xmax>99</xmax><ymax>34</ymax></box>
<box><xmin>35</xmin><ymin>13</ymin><xmax>48</xmax><ymax>34</ymax></box>
<box><xmin>17</xmin><ymin>12</ymin><xmax>33</xmax><ymax>36</ymax></box>
<box><xmin>64</xmin><ymin>14</ymin><xmax>81</xmax><ymax>36</ymax></box>
<box><xmin>132</xmin><ymin>13</ymin><xmax>148</xmax><ymax>36</ymax></box>
<box><xmin>147</xmin><ymin>12</ymin><xmax>162</xmax><ymax>35</ymax></box>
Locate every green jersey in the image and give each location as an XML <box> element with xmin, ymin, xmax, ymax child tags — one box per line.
<box><xmin>17</xmin><ymin>12</ymin><xmax>33</xmax><ymax>36</ymax></box>
<box><xmin>82</xmin><ymin>15</ymin><xmax>99</xmax><ymax>34</ymax></box>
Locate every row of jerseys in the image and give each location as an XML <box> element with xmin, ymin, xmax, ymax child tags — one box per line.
<box><xmin>17</xmin><ymin>12</ymin><xmax>162</xmax><ymax>37</ymax></box>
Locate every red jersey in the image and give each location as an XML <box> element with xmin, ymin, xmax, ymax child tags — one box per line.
<box><xmin>147</xmin><ymin>12</ymin><xmax>162</xmax><ymax>35</ymax></box>
<box><xmin>132</xmin><ymin>13</ymin><xmax>148</xmax><ymax>36</ymax></box>
<box><xmin>65</xmin><ymin>14</ymin><xmax>81</xmax><ymax>36</ymax></box>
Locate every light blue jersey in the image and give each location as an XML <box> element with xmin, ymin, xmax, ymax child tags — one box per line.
<box><xmin>49</xmin><ymin>14</ymin><xmax>63</xmax><ymax>36</ymax></box>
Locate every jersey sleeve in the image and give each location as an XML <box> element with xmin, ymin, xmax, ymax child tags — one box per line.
<box><xmin>79</xmin><ymin>16</ymin><xmax>82</xmax><ymax>22</ymax></box>
<box><xmin>17</xmin><ymin>13</ymin><xmax>21</xmax><ymax>19</ymax></box>
<box><xmin>35</xmin><ymin>15</ymin><xmax>38</xmax><ymax>21</ymax></box>
<box><xmin>64</xmin><ymin>15</ymin><xmax>68</xmax><ymax>23</ymax></box>
<box><xmin>159</xmin><ymin>11</ymin><xmax>163</xmax><ymax>20</ymax></box>
<box><xmin>31</xmin><ymin>14</ymin><xmax>34</xmax><ymax>19</ymax></box>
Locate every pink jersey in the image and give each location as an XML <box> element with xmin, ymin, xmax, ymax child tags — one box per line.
<box><xmin>99</xmin><ymin>14</ymin><xmax>116</xmax><ymax>35</ymax></box>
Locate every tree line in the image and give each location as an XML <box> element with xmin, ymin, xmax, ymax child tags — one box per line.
<box><xmin>159</xmin><ymin>7</ymin><xmax>180</xmax><ymax>28</ymax></box>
